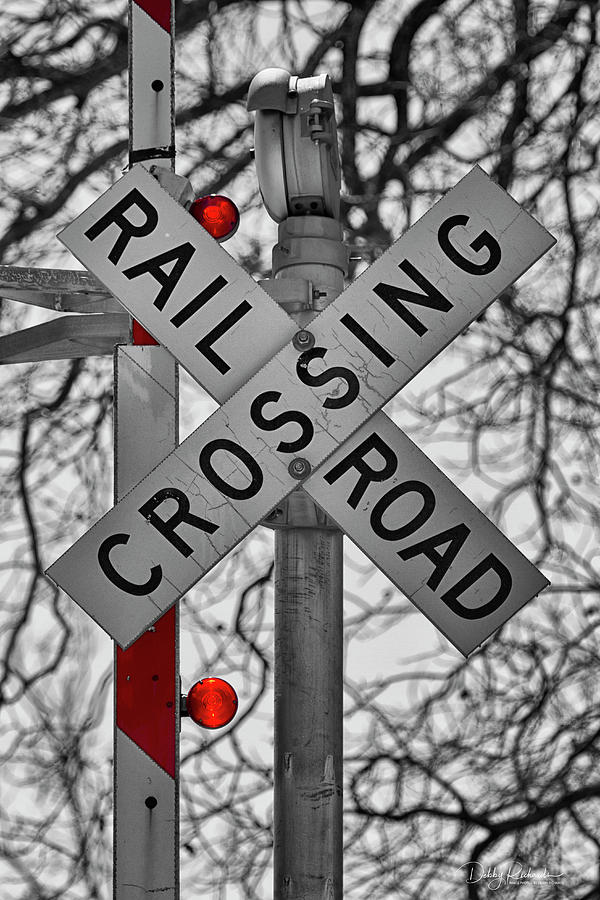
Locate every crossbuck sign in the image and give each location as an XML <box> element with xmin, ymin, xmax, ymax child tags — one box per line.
<box><xmin>46</xmin><ymin>164</ymin><xmax>554</xmax><ymax>656</ymax></box>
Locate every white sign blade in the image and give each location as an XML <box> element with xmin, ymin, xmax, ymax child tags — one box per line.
<box><xmin>304</xmin><ymin>411</ymin><xmax>548</xmax><ymax>657</ymax></box>
<box><xmin>58</xmin><ymin>164</ymin><xmax>297</xmax><ymax>402</ymax></box>
<box><xmin>59</xmin><ymin>165</ymin><xmax>554</xmax><ymax>410</ymax></box>
<box><xmin>47</xmin><ymin>166</ymin><xmax>555</xmax><ymax>647</ymax></box>
<box><xmin>301</xmin><ymin>165</ymin><xmax>554</xmax><ymax>402</ymax></box>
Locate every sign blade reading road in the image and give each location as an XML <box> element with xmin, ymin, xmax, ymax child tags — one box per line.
<box><xmin>47</xmin><ymin>164</ymin><xmax>555</xmax><ymax>651</ymax></box>
<box><xmin>304</xmin><ymin>410</ymin><xmax>549</xmax><ymax>656</ymax></box>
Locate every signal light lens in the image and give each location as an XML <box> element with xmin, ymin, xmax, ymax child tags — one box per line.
<box><xmin>190</xmin><ymin>195</ymin><xmax>240</xmax><ymax>242</ymax></box>
<box><xmin>186</xmin><ymin>677</ymin><xmax>238</xmax><ymax>729</ymax></box>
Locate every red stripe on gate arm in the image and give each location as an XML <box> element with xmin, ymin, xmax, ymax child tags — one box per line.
<box><xmin>116</xmin><ymin>606</ymin><xmax>176</xmax><ymax>776</ymax></box>
<box><xmin>133</xmin><ymin>319</ymin><xmax>159</xmax><ymax>345</ymax></box>
<box><xmin>134</xmin><ymin>0</ymin><xmax>172</xmax><ymax>33</ymax></box>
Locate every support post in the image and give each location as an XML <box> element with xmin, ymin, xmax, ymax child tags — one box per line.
<box><xmin>114</xmin><ymin>2</ymin><xmax>178</xmax><ymax>898</ymax></box>
<box><xmin>269</xmin><ymin>216</ymin><xmax>347</xmax><ymax>900</ymax></box>
<box><xmin>274</xmin><ymin>528</ymin><xmax>343</xmax><ymax>899</ymax></box>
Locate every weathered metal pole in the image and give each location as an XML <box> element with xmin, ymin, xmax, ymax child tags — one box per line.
<box><xmin>246</xmin><ymin>67</ymin><xmax>346</xmax><ymax>898</ymax></box>
<box><xmin>113</xmin><ymin>2</ymin><xmax>179</xmax><ymax>898</ymax></box>
<box><xmin>274</xmin><ymin>524</ymin><xmax>344</xmax><ymax>898</ymax></box>
<box><xmin>270</xmin><ymin>217</ymin><xmax>347</xmax><ymax>899</ymax></box>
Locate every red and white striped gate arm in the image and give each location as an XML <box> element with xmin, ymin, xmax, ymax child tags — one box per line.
<box><xmin>129</xmin><ymin>0</ymin><xmax>175</xmax><ymax>168</ymax></box>
<box><xmin>115</xmin><ymin>3</ymin><xmax>178</xmax><ymax>898</ymax></box>
<box><xmin>114</xmin><ymin>344</ymin><xmax>178</xmax><ymax>900</ymax></box>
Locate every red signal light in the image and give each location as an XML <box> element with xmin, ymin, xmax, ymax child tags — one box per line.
<box><xmin>190</xmin><ymin>195</ymin><xmax>240</xmax><ymax>242</ymax></box>
<box><xmin>186</xmin><ymin>677</ymin><xmax>238</xmax><ymax>729</ymax></box>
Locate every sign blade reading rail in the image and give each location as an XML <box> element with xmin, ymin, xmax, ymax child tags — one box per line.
<box><xmin>305</xmin><ymin>411</ymin><xmax>548</xmax><ymax>656</ymax></box>
<box><xmin>47</xmin><ymin>165</ymin><xmax>555</xmax><ymax>651</ymax></box>
<box><xmin>58</xmin><ymin>164</ymin><xmax>298</xmax><ymax>401</ymax></box>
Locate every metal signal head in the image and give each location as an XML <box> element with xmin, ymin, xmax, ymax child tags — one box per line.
<box><xmin>186</xmin><ymin>677</ymin><xmax>238</xmax><ymax>729</ymax></box>
<box><xmin>190</xmin><ymin>195</ymin><xmax>240</xmax><ymax>242</ymax></box>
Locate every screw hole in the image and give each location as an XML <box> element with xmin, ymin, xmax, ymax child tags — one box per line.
<box><xmin>145</xmin><ymin>796</ymin><xmax>158</xmax><ymax>809</ymax></box>
<box><xmin>151</xmin><ymin>79</ymin><xmax>164</xmax><ymax>92</ymax></box>
<box><xmin>152</xmin><ymin>674</ymin><xmax>159</xmax><ymax>681</ymax></box>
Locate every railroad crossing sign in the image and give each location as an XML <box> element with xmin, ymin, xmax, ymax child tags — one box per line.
<box><xmin>46</xmin><ymin>162</ymin><xmax>555</xmax><ymax>656</ymax></box>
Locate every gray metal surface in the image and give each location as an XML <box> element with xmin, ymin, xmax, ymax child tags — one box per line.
<box><xmin>0</xmin><ymin>264</ymin><xmax>119</xmax><ymax>312</ymax></box>
<box><xmin>0</xmin><ymin>313</ymin><xmax>130</xmax><ymax>363</ymax></box>
<box><xmin>268</xmin><ymin>202</ymin><xmax>345</xmax><ymax>899</ymax></box>
<box><xmin>274</xmin><ymin>521</ymin><xmax>343</xmax><ymax>898</ymax></box>
<box><xmin>249</xmin><ymin>70</ymin><xmax>341</xmax><ymax>222</ymax></box>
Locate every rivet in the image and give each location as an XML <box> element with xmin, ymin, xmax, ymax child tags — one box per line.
<box><xmin>292</xmin><ymin>330</ymin><xmax>315</xmax><ymax>351</ymax></box>
<box><xmin>288</xmin><ymin>458</ymin><xmax>311</xmax><ymax>479</ymax></box>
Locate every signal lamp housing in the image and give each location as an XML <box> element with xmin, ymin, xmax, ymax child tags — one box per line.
<box><xmin>185</xmin><ymin>677</ymin><xmax>238</xmax><ymax>729</ymax></box>
<box><xmin>190</xmin><ymin>195</ymin><xmax>240</xmax><ymax>242</ymax></box>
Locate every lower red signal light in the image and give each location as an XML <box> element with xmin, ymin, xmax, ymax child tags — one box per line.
<box><xmin>186</xmin><ymin>677</ymin><xmax>238</xmax><ymax>729</ymax></box>
<box><xmin>190</xmin><ymin>195</ymin><xmax>240</xmax><ymax>242</ymax></box>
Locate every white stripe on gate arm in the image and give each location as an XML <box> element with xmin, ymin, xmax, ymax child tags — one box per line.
<box><xmin>130</xmin><ymin>4</ymin><xmax>172</xmax><ymax>155</ymax></box>
<box><xmin>57</xmin><ymin>164</ymin><xmax>298</xmax><ymax>402</ymax></box>
<box><xmin>115</xmin><ymin>729</ymin><xmax>176</xmax><ymax>895</ymax></box>
<box><xmin>304</xmin><ymin>411</ymin><xmax>549</xmax><ymax>657</ymax></box>
<box><xmin>115</xmin><ymin>345</ymin><xmax>178</xmax><ymax>495</ymax></box>
<box><xmin>46</xmin><ymin>165</ymin><xmax>554</xmax><ymax>650</ymax></box>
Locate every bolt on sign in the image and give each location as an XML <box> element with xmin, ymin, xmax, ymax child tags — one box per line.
<box><xmin>46</xmin><ymin>163</ymin><xmax>555</xmax><ymax>656</ymax></box>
